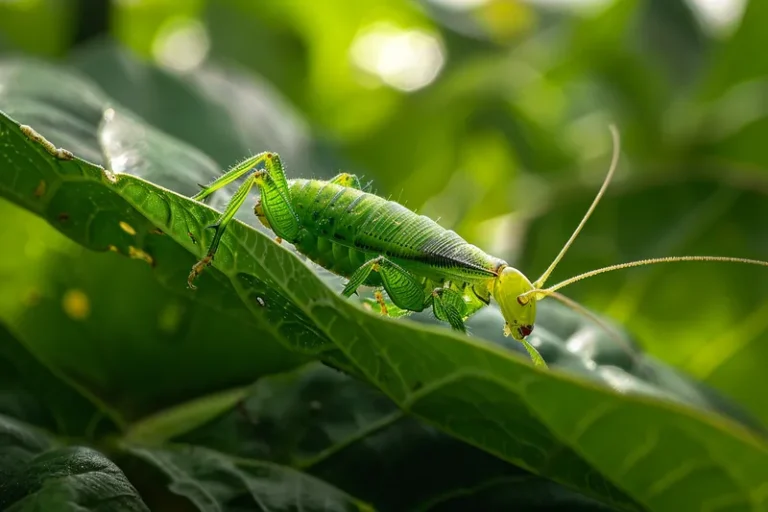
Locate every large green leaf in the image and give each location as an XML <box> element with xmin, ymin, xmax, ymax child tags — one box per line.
<box><xmin>0</xmin><ymin>196</ymin><xmax>311</xmax><ymax>425</ymax></box>
<box><xmin>0</xmin><ymin>61</ymin><xmax>309</xmax><ymax>424</ymax></box>
<box><xmin>0</xmin><ymin>323</ymin><xmax>146</xmax><ymax>508</ymax></box>
<box><xmin>181</xmin><ymin>362</ymin><xmax>616</xmax><ymax>511</ymax></box>
<box><xmin>126</xmin><ymin>444</ymin><xmax>371</xmax><ymax>512</ymax></box>
<box><xmin>0</xmin><ymin>414</ymin><xmax>148</xmax><ymax>511</ymax></box>
<box><xmin>2</xmin><ymin>60</ymin><xmax>768</xmax><ymax>511</ymax></box>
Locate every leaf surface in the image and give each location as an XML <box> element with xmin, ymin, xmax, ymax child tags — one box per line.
<box><xmin>2</xmin><ymin>60</ymin><xmax>768</xmax><ymax>511</ymax></box>
<box><xmin>0</xmin><ymin>414</ymin><xmax>148</xmax><ymax>511</ymax></box>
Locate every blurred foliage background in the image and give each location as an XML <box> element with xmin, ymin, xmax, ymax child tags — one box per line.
<box><xmin>1</xmin><ymin>0</ymin><xmax>767</xmax><ymax>427</ymax></box>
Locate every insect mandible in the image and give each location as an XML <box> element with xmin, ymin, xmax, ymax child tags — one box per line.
<box><xmin>187</xmin><ymin>126</ymin><xmax>768</xmax><ymax>368</ymax></box>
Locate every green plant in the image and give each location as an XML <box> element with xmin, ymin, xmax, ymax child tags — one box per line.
<box><xmin>1</xmin><ymin>58</ymin><xmax>768</xmax><ymax>512</ymax></box>
<box><xmin>3</xmin><ymin>0</ymin><xmax>768</xmax><ymax>509</ymax></box>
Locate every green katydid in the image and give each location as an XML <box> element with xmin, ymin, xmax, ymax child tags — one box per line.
<box><xmin>188</xmin><ymin>126</ymin><xmax>768</xmax><ymax>368</ymax></box>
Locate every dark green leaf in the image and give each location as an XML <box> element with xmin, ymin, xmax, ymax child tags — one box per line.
<box><xmin>0</xmin><ymin>414</ymin><xmax>148</xmax><ymax>511</ymax></box>
<box><xmin>126</xmin><ymin>444</ymin><xmax>370</xmax><ymax>512</ymax></box>
<box><xmin>0</xmin><ymin>61</ymin><xmax>309</xmax><ymax>424</ymax></box>
<box><xmin>182</xmin><ymin>362</ymin><xmax>616</xmax><ymax>511</ymax></box>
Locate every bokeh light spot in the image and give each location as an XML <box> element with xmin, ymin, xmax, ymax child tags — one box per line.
<box><xmin>350</xmin><ymin>23</ymin><xmax>445</xmax><ymax>92</ymax></box>
<box><xmin>687</xmin><ymin>0</ymin><xmax>746</xmax><ymax>36</ymax></box>
<box><xmin>152</xmin><ymin>18</ymin><xmax>210</xmax><ymax>72</ymax></box>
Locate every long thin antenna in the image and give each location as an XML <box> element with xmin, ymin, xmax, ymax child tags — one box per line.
<box><xmin>521</xmin><ymin>256</ymin><xmax>768</xmax><ymax>301</ymax></box>
<box><xmin>534</xmin><ymin>125</ymin><xmax>622</xmax><ymax>288</ymax></box>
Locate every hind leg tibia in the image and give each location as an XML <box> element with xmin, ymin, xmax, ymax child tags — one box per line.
<box><xmin>343</xmin><ymin>256</ymin><xmax>426</xmax><ymax>313</ymax></box>
<box><xmin>431</xmin><ymin>287</ymin><xmax>468</xmax><ymax>333</ymax></box>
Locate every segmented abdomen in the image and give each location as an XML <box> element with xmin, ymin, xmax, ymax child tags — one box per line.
<box><xmin>288</xmin><ymin>179</ymin><xmax>504</xmax><ymax>284</ymax></box>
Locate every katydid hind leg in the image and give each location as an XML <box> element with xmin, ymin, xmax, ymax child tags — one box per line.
<box><xmin>342</xmin><ymin>258</ymin><xmax>379</xmax><ymax>297</ymax></box>
<box><xmin>188</xmin><ymin>173</ymin><xmax>259</xmax><ymax>288</ymax></box>
<box><xmin>343</xmin><ymin>256</ymin><xmax>426</xmax><ymax>314</ymax></box>
<box><xmin>256</xmin><ymin>172</ymin><xmax>300</xmax><ymax>242</ymax></box>
<box><xmin>192</xmin><ymin>152</ymin><xmax>273</xmax><ymax>202</ymax></box>
<box><xmin>431</xmin><ymin>287</ymin><xmax>468</xmax><ymax>333</ymax></box>
<box><xmin>188</xmin><ymin>158</ymin><xmax>300</xmax><ymax>289</ymax></box>
<box><xmin>376</xmin><ymin>259</ymin><xmax>426</xmax><ymax>312</ymax></box>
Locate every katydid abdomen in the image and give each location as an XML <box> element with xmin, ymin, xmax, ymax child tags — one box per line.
<box><xmin>287</xmin><ymin>178</ymin><xmax>505</xmax><ymax>292</ymax></box>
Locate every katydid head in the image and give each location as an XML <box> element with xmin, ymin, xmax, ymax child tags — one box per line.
<box><xmin>491</xmin><ymin>125</ymin><xmax>619</xmax><ymax>347</ymax></box>
<box><xmin>492</xmin><ymin>266</ymin><xmax>537</xmax><ymax>341</ymax></box>
<box><xmin>496</xmin><ymin>125</ymin><xmax>768</xmax><ymax>370</ymax></box>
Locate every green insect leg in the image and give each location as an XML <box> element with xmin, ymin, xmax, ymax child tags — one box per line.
<box><xmin>431</xmin><ymin>287</ymin><xmax>468</xmax><ymax>333</ymax></box>
<box><xmin>188</xmin><ymin>173</ymin><xmax>259</xmax><ymax>288</ymax></box>
<box><xmin>342</xmin><ymin>256</ymin><xmax>426</xmax><ymax>313</ymax></box>
<box><xmin>189</xmin><ymin>152</ymin><xmax>298</xmax><ymax>289</ymax></box>
<box><xmin>520</xmin><ymin>339</ymin><xmax>548</xmax><ymax>368</ymax></box>
<box><xmin>373</xmin><ymin>290</ymin><xmax>389</xmax><ymax>315</ymax></box>
<box><xmin>329</xmin><ymin>172</ymin><xmax>363</xmax><ymax>189</ymax></box>
<box><xmin>341</xmin><ymin>258</ymin><xmax>378</xmax><ymax>297</ymax></box>
<box><xmin>193</xmin><ymin>152</ymin><xmax>273</xmax><ymax>202</ymax></box>
<box><xmin>254</xmin><ymin>171</ymin><xmax>300</xmax><ymax>242</ymax></box>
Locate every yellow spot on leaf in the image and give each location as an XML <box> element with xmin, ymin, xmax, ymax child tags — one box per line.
<box><xmin>62</xmin><ymin>289</ymin><xmax>90</xmax><ymax>320</ymax></box>
<box><xmin>158</xmin><ymin>303</ymin><xmax>183</xmax><ymax>333</ymax></box>
<box><xmin>129</xmin><ymin>246</ymin><xmax>154</xmax><ymax>266</ymax></box>
<box><xmin>107</xmin><ymin>245</ymin><xmax>119</xmax><ymax>253</ymax></box>
<box><xmin>119</xmin><ymin>221</ymin><xmax>137</xmax><ymax>236</ymax></box>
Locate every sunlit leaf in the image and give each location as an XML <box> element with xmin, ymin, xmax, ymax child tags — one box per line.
<box><xmin>1</xmin><ymin>60</ymin><xmax>768</xmax><ymax>511</ymax></box>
